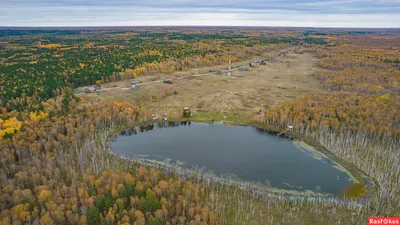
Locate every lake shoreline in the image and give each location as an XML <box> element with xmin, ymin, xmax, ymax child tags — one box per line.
<box><xmin>105</xmin><ymin>118</ymin><xmax>377</xmax><ymax>204</ymax></box>
<box><xmin>247</xmin><ymin>121</ymin><xmax>377</xmax><ymax>202</ymax></box>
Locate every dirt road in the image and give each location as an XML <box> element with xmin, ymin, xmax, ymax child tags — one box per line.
<box><xmin>76</xmin><ymin>67</ymin><xmax>235</xmax><ymax>96</ymax></box>
<box><xmin>80</xmin><ymin>46</ymin><xmax>322</xmax><ymax>117</ymax></box>
<box><xmin>75</xmin><ymin>47</ymin><xmax>296</xmax><ymax>96</ymax></box>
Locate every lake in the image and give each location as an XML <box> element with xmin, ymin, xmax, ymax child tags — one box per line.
<box><xmin>111</xmin><ymin>122</ymin><xmax>357</xmax><ymax>196</ymax></box>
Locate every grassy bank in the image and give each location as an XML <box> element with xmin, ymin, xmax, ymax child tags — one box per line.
<box><xmin>109</xmin><ymin>110</ymin><xmax>375</xmax><ymax>201</ymax></box>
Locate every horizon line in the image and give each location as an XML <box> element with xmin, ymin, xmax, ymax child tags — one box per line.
<box><xmin>1</xmin><ymin>25</ymin><xmax>400</xmax><ymax>30</ymax></box>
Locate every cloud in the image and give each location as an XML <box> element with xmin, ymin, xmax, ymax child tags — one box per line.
<box><xmin>0</xmin><ymin>0</ymin><xmax>399</xmax><ymax>27</ymax></box>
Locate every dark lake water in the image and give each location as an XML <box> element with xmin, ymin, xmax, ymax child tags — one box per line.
<box><xmin>111</xmin><ymin>122</ymin><xmax>357</xmax><ymax>196</ymax></box>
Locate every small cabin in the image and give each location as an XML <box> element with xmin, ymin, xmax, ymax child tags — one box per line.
<box><xmin>84</xmin><ymin>85</ymin><xmax>102</xmax><ymax>93</ymax></box>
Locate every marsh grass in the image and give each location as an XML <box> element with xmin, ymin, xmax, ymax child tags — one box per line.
<box><xmin>96</xmin><ymin>112</ymin><xmax>384</xmax><ymax>224</ymax></box>
<box><xmin>340</xmin><ymin>183</ymin><xmax>366</xmax><ymax>199</ymax></box>
<box><xmin>110</xmin><ymin>125</ymin><xmax>357</xmax><ymax>199</ymax></box>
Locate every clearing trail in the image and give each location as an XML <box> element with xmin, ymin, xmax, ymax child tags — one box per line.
<box><xmin>80</xmin><ymin>47</ymin><xmax>323</xmax><ymax>117</ymax></box>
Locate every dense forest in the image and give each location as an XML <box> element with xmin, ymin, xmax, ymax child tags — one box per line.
<box><xmin>1</xmin><ymin>28</ymin><xmax>399</xmax><ymax>224</ymax></box>
<box><xmin>0</xmin><ymin>93</ymin><xmax>218</xmax><ymax>225</ymax></box>
<box><xmin>259</xmin><ymin>34</ymin><xmax>400</xmax><ymax>218</ymax></box>
<box><xmin>0</xmin><ymin>28</ymin><xmax>325</xmax><ymax>110</ymax></box>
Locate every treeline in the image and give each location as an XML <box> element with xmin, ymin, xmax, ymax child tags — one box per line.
<box><xmin>258</xmin><ymin>34</ymin><xmax>400</xmax><ymax>218</ymax></box>
<box><xmin>303</xmin><ymin>29</ymin><xmax>394</xmax><ymax>37</ymax></box>
<box><xmin>3</xmin><ymin>29</ymin><xmax>398</xmax><ymax>224</ymax></box>
<box><xmin>261</xmin><ymin>35</ymin><xmax>400</xmax><ymax>137</ymax></box>
<box><xmin>0</xmin><ymin>29</ymin><xmax>325</xmax><ymax>110</ymax></box>
<box><xmin>0</xmin><ymin>91</ymin><xmax>219</xmax><ymax>225</ymax></box>
<box><xmin>0</xmin><ymin>29</ymin><xmax>82</xmax><ymax>37</ymax></box>
<box><xmin>108</xmin><ymin>44</ymin><xmax>282</xmax><ymax>82</ymax></box>
<box><xmin>263</xmin><ymin>92</ymin><xmax>399</xmax><ymax>138</ymax></box>
<box><xmin>0</xmin><ymin>91</ymin><xmax>373</xmax><ymax>225</ymax></box>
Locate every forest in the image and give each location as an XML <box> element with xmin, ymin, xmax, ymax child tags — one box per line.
<box><xmin>0</xmin><ymin>28</ymin><xmax>323</xmax><ymax>111</ymax></box>
<box><xmin>0</xmin><ymin>27</ymin><xmax>399</xmax><ymax>224</ymax></box>
<box><xmin>259</xmin><ymin>33</ymin><xmax>400</xmax><ymax>219</ymax></box>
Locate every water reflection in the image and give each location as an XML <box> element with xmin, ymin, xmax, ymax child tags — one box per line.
<box><xmin>112</xmin><ymin>122</ymin><xmax>355</xmax><ymax>196</ymax></box>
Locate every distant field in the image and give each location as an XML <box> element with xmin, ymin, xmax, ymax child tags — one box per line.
<box><xmin>80</xmin><ymin>47</ymin><xmax>322</xmax><ymax>119</ymax></box>
<box><xmin>2</xmin><ymin>27</ymin><xmax>323</xmax><ymax>109</ymax></box>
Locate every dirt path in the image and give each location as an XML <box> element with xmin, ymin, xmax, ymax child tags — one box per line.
<box><xmin>80</xmin><ymin>46</ymin><xmax>322</xmax><ymax>117</ymax></box>
<box><xmin>75</xmin><ymin>47</ymin><xmax>296</xmax><ymax>96</ymax></box>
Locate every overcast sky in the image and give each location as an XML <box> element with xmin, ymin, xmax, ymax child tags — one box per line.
<box><xmin>1</xmin><ymin>0</ymin><xmax>399</xmax><ymax>28</ymax></box>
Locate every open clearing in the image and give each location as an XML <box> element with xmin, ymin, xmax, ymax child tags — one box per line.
<box><xmin>79</xmin><ymin>48</ymin><xmax>323</xmax><ymax>119</ymax></box>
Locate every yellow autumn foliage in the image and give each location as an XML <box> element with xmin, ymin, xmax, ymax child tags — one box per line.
<box><xmin>29</xmin><ymin>111</ymin><xmax>49</xmax><ymax>122</ymax></box>
<box><xmin>12</xmin><ymin>204</ymin><xmax>29</xmax><ymax>222</ymax></box>
<box><xmin>113</xmin><ymin>102</ymin><xmax>123</xmax><ymax>109</ymax></box>
<box><xmin>0</xmin><ymin>117</ymin><xmax>22</xmax><ymax>138</ymax></box>
<box><xmin>124</xmin><ymin>174</ymin><xmax>135</xmax><ymax>185</ymax></box>
<box><xmin>111</xmin><ymin>189</ymin><xmax>119</xmax><ymax>198</ymax></box>
<box><xmin>124</xmin><ymin>107</ymin><xmax>134</xmax><ymax>114</ymax></box>
<box><xmin>39</xmin><ymin>43</ymin><xmax>61</xmax><ymax>49</ymax></box>
<box><xmin>40</xmin><ymin>213</ymin><xmax>52</xmax><ymax>225</ymax></box>
<box><xmin>38</xmin><ymin>190</ymin><xmax>52</xmax><ymax>203</ymax></box>
<box><xmin>133</xmin><ymin>67</ymin><xmax>146</xmax><ymax>75</ymax></box>
<box><xmin>376</xmin><ymin>94</ymin><xmax>391</xmax><ymax>103</ymax></box>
